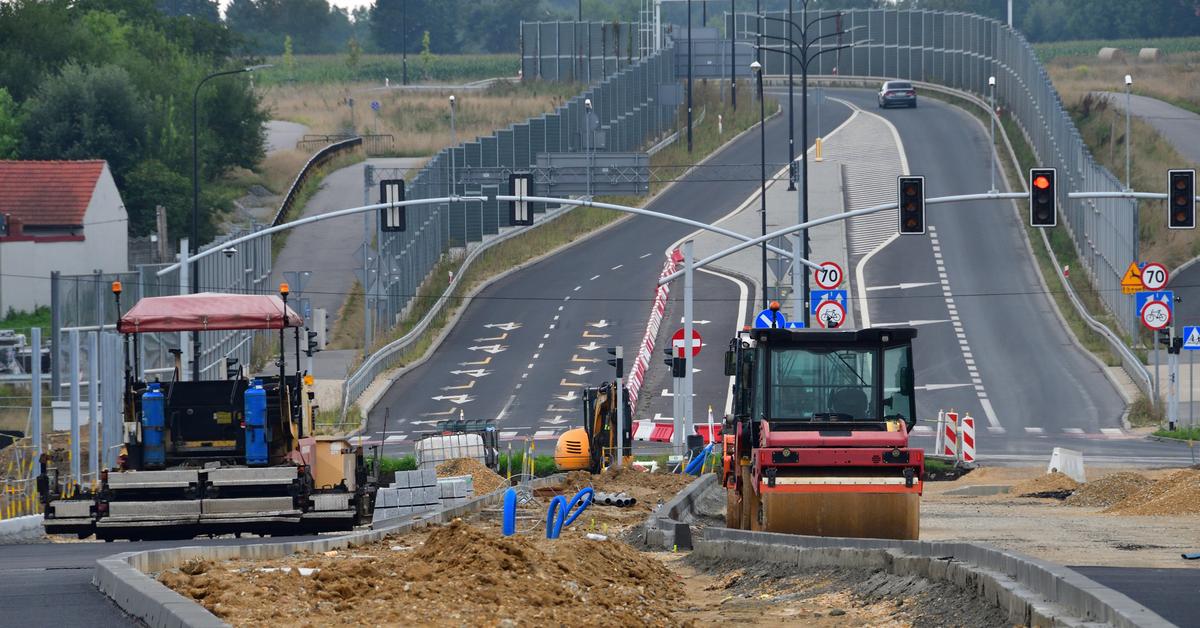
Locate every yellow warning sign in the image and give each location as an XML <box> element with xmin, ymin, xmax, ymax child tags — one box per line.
<box><xmin>1121</xmin><ymin>262</ymin><xmax>1142</xmax><ymax>295</ymax></box>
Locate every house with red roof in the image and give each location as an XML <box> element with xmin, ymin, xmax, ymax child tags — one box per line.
<box><xmin>0</xmin><ymin>160</ymin><xmax>128</xmax><ymax>314</ymax></box>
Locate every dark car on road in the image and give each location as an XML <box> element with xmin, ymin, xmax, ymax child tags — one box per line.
<box><xmin>878</xmin><ymin>81</ymin><xmax>917</xmax><ymax>108</ymax></box>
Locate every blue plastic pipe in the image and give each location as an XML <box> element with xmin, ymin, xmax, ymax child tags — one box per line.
<box><xmin>501</xmin><ymin>488</ymin><xmax>517</xmax><ymax>536</ymax></box>
<box><xmin>562</xmin><ymin>487</ymin><xmax>594</xmax><ymax>527</ymax></box>
<box><xmin>546</xmin><ymin>495</ymin><xmax>567</xmax><ymax>539</ymax></box>
<box><xmin>685</xmin><ymin>443</ymin><xmax>715</xmax><ymax>475</ymax></box>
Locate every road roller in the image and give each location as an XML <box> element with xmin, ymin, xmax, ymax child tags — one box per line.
<box><xmin>720</xmin><ymin>325</ymin><xmax>924</xmax><ymax>539</ymax></box>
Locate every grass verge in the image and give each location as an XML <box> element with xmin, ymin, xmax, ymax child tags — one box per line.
<box><xmin>261</xmin><ymin>53</ymin><xmax>520</xmax><ymax>86</ymax></box>
<box><xmin>1151</xmin><ymin>426</ymin><xmax>1200</xmax><ymax>441</ymax></box>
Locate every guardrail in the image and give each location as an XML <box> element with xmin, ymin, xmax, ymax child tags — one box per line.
<box><xmin>297</xmin><ymin>134</ymin><xmax>394</xmax><ymax>155</ymax></box>
<box><xmin>271</xmin><ymin>136</ymin><xmax>363</xmax><ymax>228</ymax></box>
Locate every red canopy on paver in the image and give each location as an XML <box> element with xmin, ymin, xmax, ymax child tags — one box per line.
<box><xmin>117</xmin><ymin>293</ymin><xmax>303</xmax><ymax>333</ymax></box>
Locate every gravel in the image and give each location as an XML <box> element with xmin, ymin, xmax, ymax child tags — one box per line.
<box><xmin>1065</xmin><ymin>472</ymin><xmax>1154</xmax><ymax>508</ymax></box>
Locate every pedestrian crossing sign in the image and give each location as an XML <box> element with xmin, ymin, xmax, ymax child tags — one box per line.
<box><xmin>1184</xmin><ymin>326</ymin><xmax>1200</xmax><ymax>351</ymax></box>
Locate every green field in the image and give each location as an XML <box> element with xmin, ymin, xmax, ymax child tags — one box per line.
<box><xmin>1034</xmin><ymin>37</ymin><xmax>1200</xmax><ymax>62</ymax></box>
<box><xmin>261</xmin><ymin>54</ymin><xmax>520</xmax><ymax>85</ymax></box>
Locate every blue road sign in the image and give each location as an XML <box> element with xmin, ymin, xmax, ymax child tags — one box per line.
<box><xmin>370</xmin><ymin>100</ymin><xmax>381</xmax><ymax>111</ymax></box>
<box><xmin>1135</xmin><ymin>291</ymin><xmax>1173</xmax><ymax>316</ymax></box>
<box><xmin>1184</xmin><ymin>326</ymin><xmax>1200</xmax><ymax>351</ymax></box>
<box><xmin>754</xmin><ymin>309</ymin><xmax>787</xmax><ymax>329</ymax></box>
<box><xmin>810</xmin><ymin>289</ymin><xmax>849</xmax><ymax>316</ymax></box>
<box><xmin>784</xmin><ymin>321</ymin><xmax>806</xmax><ymax>329</ymax></box>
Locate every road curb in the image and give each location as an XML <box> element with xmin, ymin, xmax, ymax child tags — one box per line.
<box><xmin>648</xmin><ymin>477</ymin><xmax>1172</xmax><ymax>628</ymax></box>
<box><xmin>0</xmin><ymin>514</ymin><xmax>44</xmax><ymax>544</ymax></box>
<box><xmin>694</xmin><ymin>529</ymin><xmax>1172</xmax><ymax>628</ymax></box>
<box><xmin>93</xmin><ymin>475</ymin><xmax>565</xmax><ymax>628</ymax></box>
<box><xmin>1145</xmin><ymin>434</ymin><xmax>1197</xmax><ymax>447</ymax></box>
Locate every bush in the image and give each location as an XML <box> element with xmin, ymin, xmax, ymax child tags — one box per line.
<box><xmin>371</xmin><ymin>455</ymin><xmax>417</xmax><ymax>473</ymax></box>
<box><xmin>496</xmin><ymin>452</ymin><xmax>558</xmax><ymax>478</ymax></box>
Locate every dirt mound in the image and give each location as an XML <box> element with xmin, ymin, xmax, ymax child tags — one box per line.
<box><xmin>160</xmin><ymin>519</ymin><xmax>686</xmax><ymax>626</ymax></box>
<box><xmin>564</xmin><ymin>467</ymin><xmax>697</xmax><ymax>495</ymax></box>
<box><xmin>1010</xmin><ymin>471</ymin><xmax>1079</xmax><ymax>497</ymax></box>
<box><xmin>1065</xmin><ymin>472</ymin><xmax>1154</xmax><ymax>508</ymax></box>
<box><xmin>1105</xmin><ymin>469</ymin><xmax>1200</xmax><ymax>516</ymax></box>
<box><xmin>436</xmin><ymin>457</ymin><xmax>508</xmax><ymax>495</ymax></box>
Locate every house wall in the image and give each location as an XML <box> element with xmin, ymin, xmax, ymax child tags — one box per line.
<box><xmin>0</xmin><ymin>164</ymin><xmax>128</xmax><ymax>315</ymax></box>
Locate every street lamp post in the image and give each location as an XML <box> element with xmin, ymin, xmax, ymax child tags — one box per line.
<box><xmin>756</xmin><ymin>8</ymin><xmax>862</xmax><ymax>326</ymax></box>
<box><xmin>989</xmin><ymin>75</ymin><xmax>996</xmax><ymax>193</ymax></box>
<box><xmin>687</xmin><ymin>0</ymin><xmax>693</xmax><ymax>153</ymax></box>
<box><xmin>786</xmin><ymin>0</ymin><xmax>795</xmax><ymax>191</ymax></box>
<box><xmin>752</xmin><ymin>60</ymin><xmax>767</xmax><ymax>309</ymax></box>
<box><xmin>1124</xmin><ymin>73</ymin><xmax>1133</xmax><ymax>190</ymax></box>
<box><xmin>191</xmin><ymin>63</ymin><xmax>271</xmax><ymax>381</ymax></box>
<box><xmin>402</xmin><ymin>0</ymin><xmax>408</xmax><ymax>85</ymax></box>
<box><xmin>449</xmin><ymin>95</ymin><xmax>457</xmax><ymax>193</ymax></box>
<box><xmin>730</xmin><ymin>0</ymin><xmax>736</xmax><ymax>111</ymax></box>
<box><xmin>585</xmin><ymin>98</ymin><xmax>593</xmax><ymax>199</ymax></box>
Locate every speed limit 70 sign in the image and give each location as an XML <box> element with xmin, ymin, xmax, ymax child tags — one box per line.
<box><xmin>1141</xmin><ymin>262</ymin><xmax>1168</xmax><ymax>291</ymax></box>
<box><xmin>813</xmin><ymin>261</ymin><xmax>844</xmax><ymax>290</ymax></box>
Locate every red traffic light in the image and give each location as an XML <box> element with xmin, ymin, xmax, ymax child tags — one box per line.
<box><xmin>1033</xmin><ymin>175</ymin><xmax>1051</xmax><ymax>190</ymax></box>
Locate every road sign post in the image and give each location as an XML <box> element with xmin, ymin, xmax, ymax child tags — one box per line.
<box><xmin>683</xmin><ymin>240</ymin><xmax>695</xmax><ymax>448</ymax></box>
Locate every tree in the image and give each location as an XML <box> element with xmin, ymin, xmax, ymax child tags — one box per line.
<box><xmin>155</xmin><ymin>0</ymin><xmax>219</xmax><ymax>21</ymax></box>
<box><xmin>369</xmin><ymin>0</ymin><xmax>458</xmax><ymax>53</ymax></box>
<box><xmin>20</xmin><ymin>63</ymin><xmax>148</xmax><ymax>177</ymax></box>
<box><xmin>419</xmin><ymin>30</ymin><xmax>434</xmax><ymax>78</ymax></box>
<box><xmin>347</xmin><ymin>36</ymin><xmax>362</xmax><ymax>71</ymax></box>
<box><xmin>0</xmin><ymin>88</ymin><xmax>19</xmax><ymax>159</ymax></box>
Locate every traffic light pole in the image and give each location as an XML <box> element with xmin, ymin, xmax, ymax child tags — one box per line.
<box><xmin>683</xmin><ymin>239</ymin><xmax>695</xmax><ymax>447</ymax></box>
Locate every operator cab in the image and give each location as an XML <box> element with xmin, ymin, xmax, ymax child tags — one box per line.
<box><xmin>726</xmin><ymin>327</ymin><xmax>918</xmax><ymax>434</ymax></box>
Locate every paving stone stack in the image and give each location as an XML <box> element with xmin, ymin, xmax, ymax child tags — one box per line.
<box><xmin>437</xmin><ymin>474</ymin><xmax>475</xmax><ymax>508</ymax></box>
<box><xmin>372</xmin><ymin>469</ymin><xmax>441</xmax><ymax>522</ymax></box>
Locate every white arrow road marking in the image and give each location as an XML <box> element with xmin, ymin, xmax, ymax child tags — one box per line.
<box><xmin>556</xmin><ymin>390</ymin><xmax>579</xmax><ymax>402</ymax></box>
<box><xmin>421</xmin><ymin>408</ymin><xmax>457</xmax><ymax>416</ymax></box>
<box><xmin>865</xmin><ymin>282</ymin><xmax>938</xmax><ymax>291</ymax></box>
<box><xmin>571</xmin><ymin>354</ymin><xmax>599</xmax><ymax>363</ymax></box>
<box><xmin>914</xmin><ymin>383</ymin><xmax>974</xmax><ymax>391</ymax></box>
<box><xmin>566</xmin><ymin>366</ymin><xmax>592</xmax><ymax>376</ymax></box>
<box><xmin>450</xmin><ymin>369</ymin><xmax>491</xmax><ymax>377</ymax></box>
<box><xmin>559</xmin><ymin>379</ymin><xmax>585</xmax><ymax>388</ymax></box>
<box><xmin>680</xmin><ymin>317</ymin><xmax>711</xmax><ymax>325</ymax></box>
<box><xmin>588</xmin><ymin>320</ymin><xmax>611</xmax><ymax>328</ymax></box>
<box><xmin>441</xmin><ymin>380</ymin><xmax>475</xmax><ymax>391</ymax></box>
<box><xmin>459</xmin><ymin>356</ymin><xmax>492</xmax><ymax>366</ymax></box>
<box><xmin>484</xmin><ymin>322</ymin><xmax>522</xmax><ymax>331</ymax></box>
<box><xmin>578</xmin><ymin>341</ymin><xmax>603</xmax><ymax>351</ymax></box>
<box><xmin>543</xmin><ymin>415</ymin><xmax>570</xmax><ymax>425</ymax></box>
<box><xmin>468</xmin><ymin>344</ymin><xmax>507</xmax><ymax>354</ymax></box>
<box><xmin>546</xmin><ymin>405</ymin><xmax>574</xmax><ymax>413</ymax></box>
<box><xmin>582</xmin><ymin>331</ymin><xmax>611</xmax><ymax>338</ymax></box>
<box><xmin>871</xmin><ymin>319</ymin><xmax>951</xmax><ymax>327</ymax></box>
<box><xmin>430</xmin><ymin>394</ymin><xmax>474</xmax><ymax>404</ymax></box>
<box><xmin>474</xmin><ymin>332</ymin><xmax>508</xmax><ymax>342</ymax></box>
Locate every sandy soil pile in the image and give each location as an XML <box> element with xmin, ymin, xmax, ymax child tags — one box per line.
<box><xmin>558</xmin><ymin>468</ymin><xmax>698</xmax><ymax>531</ymax></box>
<box><xmin>1065</xmin><ymin>472</ymin><xmax>1154</xmax><ymax>508</ymax></box>
<box><xmin>159</xmin><ymin>519</ymin><xmax>686</xmax><ymax>626</ymax></box>
<box><xmin>435</xmin><ymin>458</ymin><xmax>508</xmax><ymax>494</ymax></box>
<box><xmin>1010</xmin><ymin>471</ymin><xmax>1079</xmax><ymax>496</ymax></box>
<box><xmin>1105</xmin><ymin>469</ymin><xmax>1200</xmax><ymax>516</ymax></box>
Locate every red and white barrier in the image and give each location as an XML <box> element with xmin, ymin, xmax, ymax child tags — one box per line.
<box><xmin>942</xmin><ymin>411</ymin><xmax>959</xmax><ymax>457</ymax></box>
<box><xmin>627</xmin><ymin>248</ymin><xmax>683</xmax><ymax>411</ymax></box>
<box><xmin>631</xmin><ymin>420</ymin><xmax>722</xmax><ymax>444</ymax></box>
<box><xmin>960</xmin><ymin>415</ymin><xmax>976</xmax><ymax>463</ymax></box>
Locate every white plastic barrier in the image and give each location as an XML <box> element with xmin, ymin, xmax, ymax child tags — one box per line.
<box><xmin>1047</xmin><ymin>447</ymin><xmax>1086</xmax><ymax>483</ymax></box>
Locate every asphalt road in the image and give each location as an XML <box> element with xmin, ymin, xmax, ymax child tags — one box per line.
<box><xmin>367</xmin><ymin>96</ymin><xmax>854</xmax><ymax>452</ymax></box>
<box><xmin>1071</xmin><ymin>565</ymin><xmax>1200</xmax><ymax>627</ymax></box>
<box><xmin>830</xmin><ymin>89</ymin><xmax>1197</xmax><ymax>464</ymax></box>
<box><xmin>0</xmin><ymin>534</ymin><xmax>320</xmax><ymax>627</ymax></box>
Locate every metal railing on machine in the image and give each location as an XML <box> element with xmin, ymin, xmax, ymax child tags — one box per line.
<box><xmin>723</xmin><ymin>7</ymin><xmax>1138</xmax><ymax>336</ymax></box>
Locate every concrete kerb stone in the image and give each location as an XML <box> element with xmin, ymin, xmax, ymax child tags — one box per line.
<box><xmin>641</xmin><ymin>472</ymin><xmax>716</xmax><ymax>550</ymax></box>
<box><xmin>94</xmin><ymin>474</ymin><xmax>566</xmax><ymax>628</ymax></box>
<box><xmin>0</xmin><ymin>514</ymin><xmax>43</xmax><ymax>544</ymax></box>
<box><xmin>694</xmin><ymin>526</ymin><xmax>1172</xmax><ymax>628</ymax></box>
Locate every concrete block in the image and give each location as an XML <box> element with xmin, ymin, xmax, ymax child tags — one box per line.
<box><xmin>422</xmin><ymin>468</ymin><xmax>437</xmax><ymax>487</ymax></box>
<box><xmin>396</xmin><ymin>488</ymin><xmax>413</xmax><ymax>507</ymax></box>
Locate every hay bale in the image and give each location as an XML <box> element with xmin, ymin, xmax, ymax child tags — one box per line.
<box><xmin>1098</xmin><ymin>47</ymin><xmax>1126</xmax><ymax>62</ymax></box>
<box><xmin>1138</xmin><ymin>47</ymin><xmax>1163</xmax><ymax>63</ymax></box>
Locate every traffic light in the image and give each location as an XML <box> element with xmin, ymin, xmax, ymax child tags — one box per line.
<box><xmin>1168</xmin><ymin>169</ymin><xmax>1195</xmax><ymax>230</ymax></box>
<box><xmin>379</xmin><ymin>179</ymin><xmax>405</xmax><ymax>232</ymax></box>
<box><xmin>1029</xmin><ymin>168</ymin><xmax>1056</xmax><ymax>227</ymax></box>
<box><xmin>509</xmin><ymin>172</ymin><xmax>533</xmax><ymax>226</ymax></box>
<box><xmin>306</xmin><ymin>330</ymin><xmax>320</xmax><ymax>356</ymax></box>
<box><xmin>897</xmin><ymin>176</ymin><xmax>925</xmax><ymax>234</ymax></box>
<box><xmin>606</xmin><ymin>346</ymin><xmax>624</xmax><ymax>378</ymax></box>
